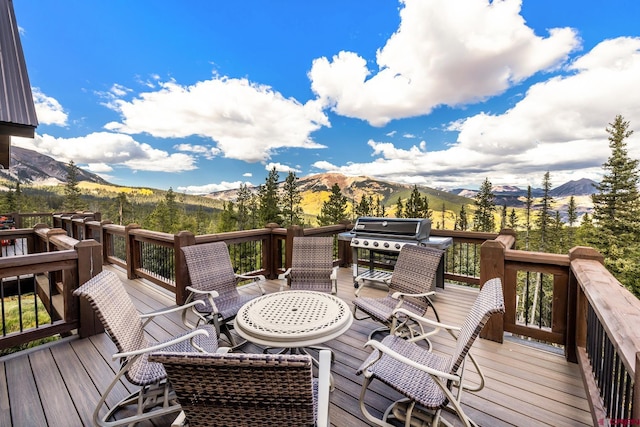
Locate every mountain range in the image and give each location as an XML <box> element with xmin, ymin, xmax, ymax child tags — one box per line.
<box><xmin>0</xmin><ymin>146</ymin><xmax>597</xmax><ymax>216</ymax></box>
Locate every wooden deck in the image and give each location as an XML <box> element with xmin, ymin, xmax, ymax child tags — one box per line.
<box><xmin>0</xmin><ymin>266</ymin><xmax>592</xmax><ymax>427</ymax></box>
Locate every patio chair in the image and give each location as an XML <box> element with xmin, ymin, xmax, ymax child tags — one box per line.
<box><xmin>352</xmin><ymin>244</ymin><xmax>444</xmax><ymax>341</ymax></box>
<box><xmin>356</xmin><ymin>277</ymin><xmax>505</xmax><ymax>427</ymax></box>
<box><xmin>181</xmin><ymin>241</ymin><xmax>266</xmax><ymax>347</ymax></box>
<box><xmin>149</xmin><ymin>349</ymin><xmax>332</xmax><ymax>427</ymax></box>
<box><xmin>73</xmin><ymin>270</ymin><xmax>222</xmax><ymax>427</ymax></box>
<box><xmin>279</xmin><ymin>236</ymin><xmax>338</xmax><ymax>293</ymax></box>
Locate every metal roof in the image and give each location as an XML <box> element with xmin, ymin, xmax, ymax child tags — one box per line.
<box><xmin>0</xmin><ymin>0</ymin><xmax>38</xmax><ymax>138</ymax></box>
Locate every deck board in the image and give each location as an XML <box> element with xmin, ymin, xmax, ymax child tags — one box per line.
<box><xmin>4</xmin><ymin>353</ymin><xmax>48</xmax><ymax>426</ymax></box>
<box><xmin>0</xmin><ymin>265</ymin><xmax>591</xmax><ymax>426</ymax></box>
<box><xmin>30</xmin><ymin>348</ymin><xmax>83</xmax><ymax>426</ymax></box>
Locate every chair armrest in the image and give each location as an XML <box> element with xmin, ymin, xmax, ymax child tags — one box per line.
<box><xmin>278</xmin><ymin>268</ymin><xmax>292</xmax><ymax>291</ymax></box>
<box><xmin>171</xmin><ymin>411</ymin><xmax>187</xmax><ymax>427</ymax></box>
<box><xmin>113</xmin><ymin>328</ymin><xmax>211</xmax><ymax>360</ymax></box>
<box><xmin>392</xmin><ymin>307</ymin><xmax>461</xmax><ymax>332</ymax></box>
<box><xmin>391</xmin><ymin>290</ymin><xmax>435</xmax><ymax>300</ymax></box>
<box><xmin>363</xmin><ymin>339</ymin><xmax>459</xmax><ymax>382</ymax></box>
<box><xmin>139</xmin><ymin>300</ymin><xmax>205</xmax><ymax>321</ymax></box>
<box><xmin>330</xmin><ymin>266</ymin><xmax>338</xmax><ymax>294</ymax></box>
<box><xmin>316</xmin><ymin>350</ymin><xmax>332</xmax><ymax>427</ymax></box>
<box><xmin>185</xmin><ymin>286</ymin><xmax>220</xmax><ymax>298</ymax></box>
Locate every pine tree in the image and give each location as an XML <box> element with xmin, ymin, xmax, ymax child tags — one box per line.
<box><xmin>281</xmin><ymin>172</ymin><xmax>303</xmax><ymax>227</ymax></box>
<box><xmin>4</xmin><ymin>185</ymin><xmax>16</xmax><ymax>212</ymax></box>
<box><xmin>165</xmin><ymin>188</ymin><xmax>179</xmax><ymax>232</ymax></box>
<box><xmin>394</xmin><ymin>196</ymin><xmax>404</xmax><ymax>218</ymax></box>
<box><xmin>405</xmin><ymin>185</ymin><xmax>423</xmax><ymax>218</ymax></box>
<box><xmin>473</xmin><ymin>178</ymin><xmax>495</xmax><ymax>232</ymax></box>
<box><xmin>63</xmin><ymin>160</ymin><xmax>87</xmax><ymax>211</ymax></box>
<box><xmin>457</xmin><ymin>204</ymin><xmax>468</xmax><ymax>231</ymax></box>
<box><xmin>567</xmin><ymin>196</ymin><xmax>577</xmax><ymax>248</ymax></box>
<box><xmin>500</xmin><ymin>203</ymin><xmax>507</xmax><ymax>231</ymax></box>
<box><xmin>112</xmin><ymin>192</ymin><xmax>133</xmax><ymax>225</ymax></box>
<box><xmin>591</xmin><ymin>115</ymin><xmax>640</xmax><ymax>247</ymax></box>
<box><xmin>524</xmin><ymin>186</ymin><xmax>533</xmax><ymax>250</ymax></box>
<box><xmin>374</xmin><ymin>196</ymin><xmax>386</xmax><ymax>217</ymax></box>
<box><xmin>217</xmin><ymin>201</ymin><xmax>238</xmax><ymax>232</ymax></box>
<box><xmin>439</xmin><ymin>202</ymin><xmax>446</xmax><ymax>229</ymax></box>
<box><xmin>317</xmin><ymin>183</ymin><xmax>348</xmax><ymax>226</ymax></box>
<box><xmin>508</xmin><ymin>208</ymin><xmax>518</xmax><ymax>230</ymax></box>
<box><xmin>535</xmin><ymin>172</ymin><xmax>554</xmax><ymax>252</ymax></box>
<box><xmin>236</xmin><ymin>184</ymin><xmax>252</xmax><ymax>230</ymax></box>
<box><xmin>422</xmin><ymin>195</ymin><xmax>431</xmax><ymax>219</ymax></box>
<box><xmin>258</xmin><ymin>167</ymin><xmax>282</xmax><ymax>226</ymax></box>
<box><xmin>589</xmin><ymin>115</ymin><xmax>640</xmax><ymax>297</ymax></box>
<box><xmin>355</xmin><ymin>195</ymin><xmax>371</xmax><ymax>217</ymax></box>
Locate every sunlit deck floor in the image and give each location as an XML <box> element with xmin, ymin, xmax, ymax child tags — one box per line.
<box><xmin>0</xmin><ymin>266</ymin><xmax>592</xmax><ymax>427</ymax></box>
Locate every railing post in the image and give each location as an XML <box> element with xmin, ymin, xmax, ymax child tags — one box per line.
<box><xmin>264</xmin><ymin>223</ymin><xmax>280</xmax><ymax>279</ymax></box>
<box><xmin>634</xmin><ymin>351</ymin><xmax>639</xmax><ymax>420</ymax></box>
<box><xmin>285</xmin><ymin>225</ymin><xmax>304</xmax><ymax>270</ymax></box>
<box><xmin>568</xmin><ymin>246</ymin><xmax>605</xmax><ymax>362</ymax></box>
<box><xmin>74</xmin><ymin>239</ymin><xmax>104</xmax><ymax>337</ymax></box>
<box><xmin>125</xmin><ymin>223</ymin><xmax>142</xmax><ymax>280</ymax></box>
<box><xmin>338</xmin><ymin>221</ymin><xmax>353</xmax><ymax>267</ymax></box>
<box><xmin>100</xmin><ymin>221</ymin><xmax>113</xmax><ymax>264</ymax></box>
<box><xmin>480</xmin><ymin>239</ymin><xmax>505</xmax><ymax>342</ymax></box>
<box><xmin>11</xmin><ymin>212</ymin><xmax>21</xmax><ymax>228</ymax></box>
<box><xmin>174</xmin><ymin>231</ymin><xmax>196</xmax><ymax>305</ymax></box>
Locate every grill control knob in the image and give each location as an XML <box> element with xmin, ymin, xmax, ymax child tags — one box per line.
<box><xmin>373</xmin><ymin>241</ymin><xmax>379</xmax><ymax>247</ymax></box>
<box><xmin>383</xmin><ymin>242</ymin><xmax>389</xmax><ymax>248</ymax></box>
<box><xmin>395</xmin><ymin>243</ymin><xmax>401</xmax><ymax>250</ymax></box>
<box><xmin>353</xmin><ymin>239</ymin><xmax>359</xmax><ymax>245</ymax></box>
<box><xmin>363</xmin><ymin>241</ymin><xmax>369</xmax><ymax>246</ymax></box>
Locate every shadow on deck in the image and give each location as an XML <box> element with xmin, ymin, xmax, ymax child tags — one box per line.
<box><xmin>0</xmin><ymin>266</ymin><xmax>591</xmax><ymax>426</ymax></box>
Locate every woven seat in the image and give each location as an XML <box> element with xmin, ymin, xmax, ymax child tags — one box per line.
<box><xmin>181</xmin><ymin>241</ymin><xmax>265</xmax><ymax>347</ymax></box>
<box><xmin>149</xmin><ymin>349</ymin><xmax>332</xmax><ymax>427</ymax></box>
<box><xmin>73</xmin><ymin>270</ymin><xmax>220</xmax><ymax>427</ymax></box>
<box><xmin>279</xmin><ymin>236</ymin><xmax>337</xmax><ymax>294</ymax></box>
<box><xmin>352</xmin><ymin>244</ymin><xmax>444</xmax><ymax>341</ymax></box>
<box><xmin>356</xmin><ymin>278</ymin><xmax>505</xmax><ymax>427</ymax></box>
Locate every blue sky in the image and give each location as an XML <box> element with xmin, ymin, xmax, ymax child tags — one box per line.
<box><xmin>11</xmin><ymin>0</ymin><xmax>640</xmax><ymax>193</ymax></box>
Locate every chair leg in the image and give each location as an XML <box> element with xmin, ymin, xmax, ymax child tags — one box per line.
<box><xmin>95</xmin><ymin>372</ymin><xmax>181</xmax><ymax>427</ymax></box>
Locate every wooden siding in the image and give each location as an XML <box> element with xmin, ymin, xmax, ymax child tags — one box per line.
<box><xmin>0</xmin><ymin>266</ymin><xmax>591</xmax><ymax>427</ymax></box>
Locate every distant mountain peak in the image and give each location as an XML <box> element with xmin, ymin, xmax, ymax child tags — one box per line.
<box><xmin>0</xmin><ymin>146</ymin><xmax>108</xmax><ymax>185</ymax></box>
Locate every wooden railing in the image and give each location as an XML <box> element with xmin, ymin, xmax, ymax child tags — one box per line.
<box><xmin>431</xmin><ymin>229</ymin><xmax>498</xmax><ymax>286</ymax></box>
<box><xmin>0</xmin><ymin>226</ymin><xmax>102</xmax><ymax>351</ymax></box>
<box><xmin>1</xmin><ymin>213</ymin><xmax>637</xmax><ymax>421</ymax></box>
<box><xmin>480</xmin><ymin>232</ymin><xmax>639</xmax><ymax>423</ymax></box>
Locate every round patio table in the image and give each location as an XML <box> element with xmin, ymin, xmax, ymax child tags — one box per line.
<box><xmin>234</xmin><ymin>290</ymin><xmax>353</xmax><ymax>349</ymax></box>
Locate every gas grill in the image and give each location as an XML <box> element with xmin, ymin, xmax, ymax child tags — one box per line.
<box><xmin>344</xmin><ymin>217</ymin><xmax>452</xmax><ymax>292</ymax></box>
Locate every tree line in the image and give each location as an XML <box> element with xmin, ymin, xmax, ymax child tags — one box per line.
<box><xmin>1</xmin><ymin>115</ymin><xmax>638</xmax><ymax>296</ymax></box>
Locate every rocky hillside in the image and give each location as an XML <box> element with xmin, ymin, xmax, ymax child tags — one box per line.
<box><xmin>0</xmin><ymin>146</ymin><xmax>108</xmax><ymax>185</ymax></box>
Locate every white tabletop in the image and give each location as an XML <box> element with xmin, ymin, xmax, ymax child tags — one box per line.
<box><xmin>234</xmin><ymin>290</ymin><xmax>353</xmax><ymax>348</ymax></box>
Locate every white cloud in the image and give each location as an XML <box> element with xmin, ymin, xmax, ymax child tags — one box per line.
<box><xmin>265</xmin><ymin>162</ymin><xmax>302</xmax><ymax>174</ymax></box>
<box><xmin>104</xmin><ymin>76</ymin><xmax>330</xmax><ymax>162</ymax></box>
<box><xmin>309</xmin><ymin>0</ymin><xmax>580</xmax><ymax>126</ymax></box>
<box><xmin>313</xmin><ymin>37</ymin><xmax>640</xmax><ymax>189</ymax></box>
<box><xmin>311</xmin><ymin>160</ymin><xmax>339</xmax><ymax>171</ymax></box>
<box><xmin>177</xmin><ymin>181</ymin><xmax>250</xmax><ymax>195</ymax></box>
<box><xmin>242</xmin><ymin>172</ymin><xmax>252</xmax><ymax>177</ymax></box>
<box><xmin>454</xmin><ymin>37</ymin><xmax>640</xmax><ymax>156</ymax></box>
<box><xmin>85</xmin><ymin>163</ymin><xmax>113</xmax><ymax>173</ymax></box>
<box><xmin>32</xmin><ymin>88</ymin><xmax>68</xmax><ymax>126</ymax></box>
<box><xmin>174</xmin><ymin>143</ymin><xmax>221</xmax><ymax>159</ymax></box>
<box><xmin>12</xmin><ymin>131</ymin><xmax>197</xmax><ymax>173</ymax></box>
